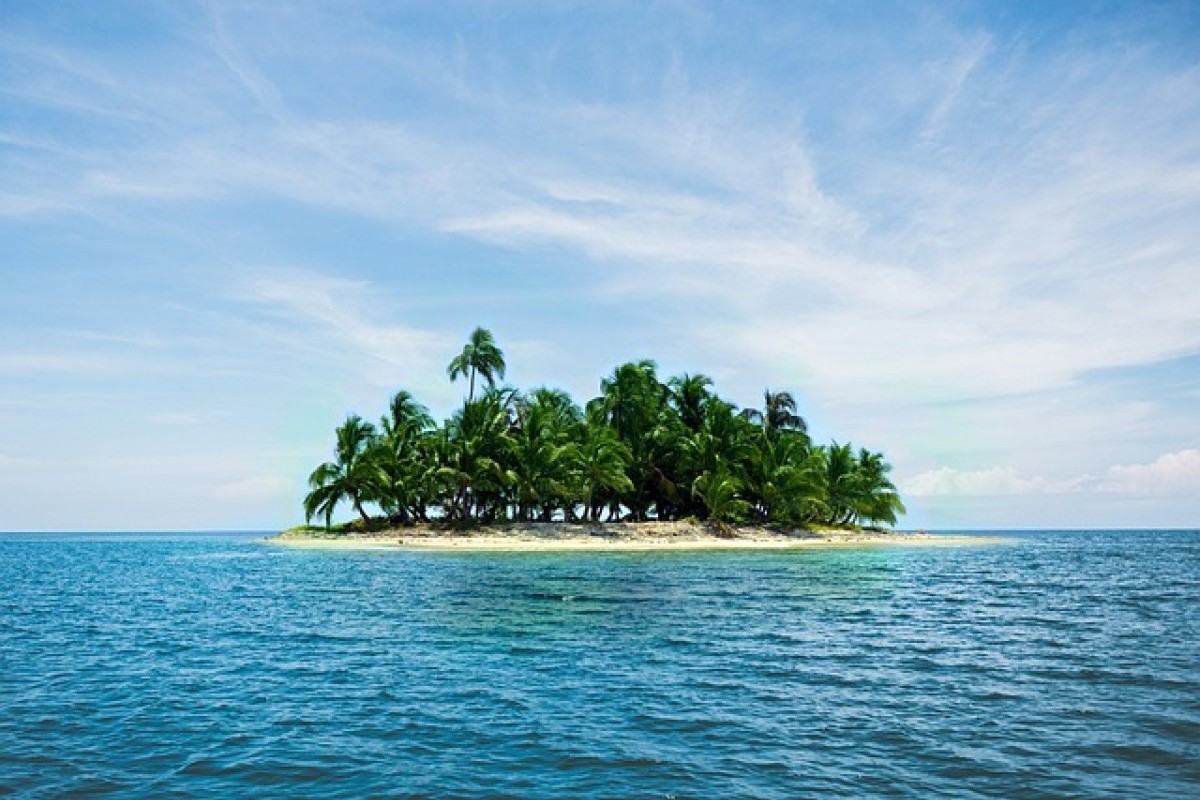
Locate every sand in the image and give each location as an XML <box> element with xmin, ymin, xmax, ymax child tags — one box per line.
<box><xmin>268</xmin><ymin>521</ymin><xmax>1010</xmax><ymax>551</ymax></box>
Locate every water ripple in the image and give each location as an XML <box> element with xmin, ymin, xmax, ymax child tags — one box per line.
<box><xmin>0</xmin><ymin>530</ymin><xmax>1197</xmax><ymax>798</ymax></box>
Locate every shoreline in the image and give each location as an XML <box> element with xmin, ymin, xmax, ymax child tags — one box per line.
<box><xmin>268</xmin><ymin>521</ymin><xmax>1011</xmax><ymax>552</ymax></box>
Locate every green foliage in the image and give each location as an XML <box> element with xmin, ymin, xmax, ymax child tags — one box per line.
<box><xmin>303</xmin><ymin>414</ymin><xmax>379</xmax><ymax>530</ymax></box>
<box><xmin>447</xmin><ymin>326</ymin><xmax>506</xmax><ymax>401</ymax></box>
<box><xmin>742</xmin><ymin>389</ymin><xmax>807</xmax><ymax>436</ymax></box>
<box><xmin>368</xmin><ymin>390</ymin><xmax>435</xmax><ymax>523</ymax></box>
<box><xmin>301</xmin><ymin>326</ymin><xmax>906</xmax><ymax>531</ymax></box>
<box><xmin>819</xmin><ymin>443</ymin><xmax>906</xmax><ymax>527</ymax></box>
<box><xmin>693</xmin><ymin>466</ymin><xmax>749</xmax><ymax>524</ymax></box>
<box><xmin>744</xmin><ymin>431</ymin><xmax>824</xmax><ymax>525</ymax></box>
<box><xmin>568</xmin><ymin>423</ymin><xmax>634</xmax><ymax>521</ymax></box>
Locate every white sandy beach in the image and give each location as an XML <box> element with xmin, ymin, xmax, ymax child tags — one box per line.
<box><xmin>269</xmin><ymin>521</ymin><xmax>1009</xmax><ymax>551</ymax></box>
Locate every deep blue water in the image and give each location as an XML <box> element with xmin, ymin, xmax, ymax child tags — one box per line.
<box><xmin>1</xmin><ymin>530</ymin><xmax>1197</xmax><ymax>799</ymax></box>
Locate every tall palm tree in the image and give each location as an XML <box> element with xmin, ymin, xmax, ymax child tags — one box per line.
<box><xmin>304</xmin><ymin>414</ymin><xmax>379</xmax><ymax>529</ymax></box>
<box><xmin>740</xmin><ymin>389</ymin><xmax>807</xmax><ymax>437</ymax></box>
<box><xmin>447</xmin><ymin>327</ymin><xmax>506</xmax><ymax>401</ymax></box>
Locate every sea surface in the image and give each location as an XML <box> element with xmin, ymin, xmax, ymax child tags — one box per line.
<box><xmin>1</xmin><ymin>530</ymin><xmax>1197</xmax><ymax>799</ymax></box>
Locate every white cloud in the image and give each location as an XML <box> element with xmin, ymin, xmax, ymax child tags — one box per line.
<box><xmin>2</xmin><ymin>2</ymin><xmax>1198</xmax><ymax>530</ymax></box>
<box><xmin>5</xmin><ymin>10</ymin><xmax>1195</xmax><ymax>414</ymax></box>
<box><xmin>1100</xmin><ymin>449</ymin><xmax>1200</xmax><ymax>496</ymax></box>
<box><xmin>205</xmin><ymin>1</ymin><xmax>290</xmax><ymax>124</ymax></box>
<box><xmin>920</xmin><ymin>32</ymin><xmax>992</xmax><ymax>143</ymax></box>
<box><xmin>905</xmin><ymin>449</ymin><xmax>1200</xmax><ymax>498</ymax></box>
<box><xmin>241</xmin><ymin>270</ymin><xmax>450</xmax><ymax>391</ymax></box>
<box><xmin>902</xmin><ymin>466</ymin><xmax>1082</xmax><ymax>497</ymax></box>
<box><xmin>0</xmin><ymin>352</ymin><xmax>122</xmax><ymax>375</ymax></box>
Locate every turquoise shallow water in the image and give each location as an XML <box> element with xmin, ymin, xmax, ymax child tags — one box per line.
<box><xmin>1</xmin><ymin>531</ymin><xmax>1197</xmax><ymax>799</ymax></box>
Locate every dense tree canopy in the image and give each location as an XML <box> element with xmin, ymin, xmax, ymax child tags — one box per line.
<box><xmin>304</xmin><ymin>328</ymin><xmax>905</xmax><ymax>530</ymax></box>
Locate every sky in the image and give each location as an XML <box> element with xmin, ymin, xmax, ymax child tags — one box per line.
<box><xmin>2</xmin><ymin>0</ymin><xmax>1198</xmax><ymax>531</ymax></box>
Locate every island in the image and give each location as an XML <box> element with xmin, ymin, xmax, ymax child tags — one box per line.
<box><xmin>272</xmin><ymin>521</ymin><xmax>1003</xmax><ymax>551</ymax></box>
<box><xmin>273</xmin><ymin>327</ymin><xmax>990</xmax><ymax>551</ymax></box>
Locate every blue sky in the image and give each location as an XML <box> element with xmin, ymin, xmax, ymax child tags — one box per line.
<box><xmin>2</xmin><ymin>0</ymin><xmax>1198</xmax><ymax>530</ymax></box>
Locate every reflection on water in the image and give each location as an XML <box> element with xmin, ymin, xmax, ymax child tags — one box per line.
<box><xmin>426</xmin><ymin>548</ymin><xmax>904</xmax><ymax>640</ymax></box>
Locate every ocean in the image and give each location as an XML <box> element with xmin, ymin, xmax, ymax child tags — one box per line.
<box><xmin>1</xmin><ymin>530</ymin><xmax>1197</xmax><ymax>799</ymax></box>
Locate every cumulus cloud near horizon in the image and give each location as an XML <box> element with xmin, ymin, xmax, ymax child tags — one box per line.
<box><xmin>1099</xmin><ymin>449</ymin><xmax>1200</xmax><ymax>496</ymax></box>
<box><xmin>903</xmin><ymin>449</ymin><xmax>1200</xmax><ymax>497</ymax></box>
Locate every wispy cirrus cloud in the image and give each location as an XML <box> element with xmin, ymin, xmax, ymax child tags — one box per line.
<box><xmin>241</xmin><ymin>271</ymin><xmax>450</xmax><ymax>392</ymax></box>
<box><xmin>2</xmin><ymin>1</ymin><xmax>1198</xmax><ymax>530</ymax></box>
<box><xmin>0</xmin><ymin>352</ymin><xmax>124</xmax><ymax>375</ymax></box>
<box><xmin>4</xmin><ymin>6</ymin><xmax>1195</xmax><ymax>412</ymax></box>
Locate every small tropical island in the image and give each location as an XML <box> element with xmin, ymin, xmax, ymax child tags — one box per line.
<box><xmin>275</xmin><ymin>327</ymin><xmax>974</xmax><ymax>550</ymax></box>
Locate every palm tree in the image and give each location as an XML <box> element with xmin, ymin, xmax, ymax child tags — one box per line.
<box><xmin>569</xmin><ymin>423</ymin><xmax>634</xmax><ymax>521</ymax></box>
<box><xmin>300</xmin><ymin>331</ymin><xmax>906</xmax><ymax>532</ymax></box>
<box><xmin>304</xmin><ymin>414</ymin><xmax>379</xmax><ymax>530</ymax></box>
<box><xmin>743</xmin><ymin>431</ymin><xmax>824</xmax><ymax>525</ymax></box>
<box><xmin>740</xmin><ymin>389</ymin><xmax>806</xmax><ymax>437</ymax></box>
<box><xmin>438</xmin><ymin>387</ymin><xmax>515</xmax><ymax>522</ymax></box>
<box><xmin>850</xmin><ymin>448</ymin><xmax>906</xmax><ymax>527</ymax></box>
<box><xmin>693</xmin><ymin>466</ymin><xmax>749</xmax><ymax>526</ymax></box>
<box><xmin>523</xmin><ymin>387</ymin><xmax>583</xmax><ymax>437</ymax></box>
<box><xmin>668</xmin><ymin>373</ymin><xmax>714</xmax><ymax>432</ymax></box>
<box><xmin>509</xmin><ymin>388</ymin><xmax>583</xmax><ymax>521</ymax></box>
<box><xmin>383</xmin><ymin>389</ymin><xmax>435</xmax><ymax>438</ymax></box>
<box><xmin>821</xmin><ymin>442</ymin><xmax>858</xmax><ymax>526</ymax></box>
<box><xmin>371</xmin><ymin>390</ymin><xmax>435</xmax><ymax>524</ymax></box>
<box><xmin>818</xmin><ymin>443</ymin><xmax>905</xmax><ymax>527</ymax></box>
<box><xmin>447</xmin><ymin>327</ymin><xmax>506</xmax><ymax>401</ymax></box>
<box><xmin>590</xmin><ymin>361</ymin><xmax>665</xmax><ymax>437</ymax></box>
<box><xmin>588</xmin><ymin>360</ymin><xmax>671</xmax><ymax>520</ymax></box>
